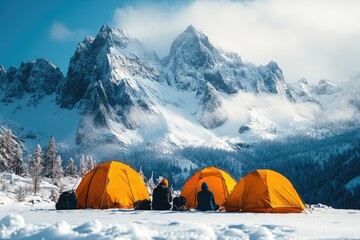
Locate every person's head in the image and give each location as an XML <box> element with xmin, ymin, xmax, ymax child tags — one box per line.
<box><xmin>201</xmin><ymin>182</ymin><xmax>208</xmax><ymax>191</ymax></box>
<box><xmin>159</xmin><ymin>178</ymin><xmax>168</xmax><ymax>187</ymax></box>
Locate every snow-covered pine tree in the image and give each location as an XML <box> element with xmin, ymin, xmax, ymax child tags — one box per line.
<box><xmin>64</xmin><ymin>157</ymin><xmax>77</xmax><ymax>177</ymax></box>
<box><xmin>79</xmin><ymin>155</ymin><xmax>86</xmax><ymax>176</ymax></box>
<box><xmin>50</xmin><ymin>188</ymin><xmax>59</xmax><ymax>202</ymax></box>
<box><xmin>86</xmin><ymin>155</ymin><xmax>96</xmax><ymax>172</ymax></box>
<box><xmin>146</xmin><ymin>171</ymin><xmax>156</xmax><ymax>193</ymax></box>
<box><xmin>9</xmin><ymin>147</ymin><xmax>26</xmax><ymax>176</ymax></box>
<box><xmin>0</xmin><ymin>133</ymin><xmax>6</xmax><ymax>172</ymax></box>
<box><xmin>139</xmin><ymin>166</ymin><xmax>147</xmax><ymax>182</ymax></box>
<box><xmin>0</xmin><ymin>130</ymin><xmax>18</xmax><ymax>172</ymax></box>
<box><xmin>28</xmin><ymin>145</ymin><xmax>43</xmax><ymax>195</ymax></box>
<box><xmin>53</xmin><ymin>155</ymin><xmax>63</xmax><ymax>186</ymax></box>
<box><xmin>16</xmin><ymin>184</ymin><xmax>26</xmax><ymax>202</ymax></box>
<box><xmin>43</xmin><ymin>135</ymin><xmax>56</xmax><ymax>177</ymax></box>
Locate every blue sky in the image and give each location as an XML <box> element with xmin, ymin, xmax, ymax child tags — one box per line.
<box><xmin>0</xmin><ymin>0</ymin><xmax>188</xmax><ymax>73</ymax></box>
<box><xmin>1</xmin><ymin>0</ymin><xmax>359</xmax><ymax>83</ymax></box>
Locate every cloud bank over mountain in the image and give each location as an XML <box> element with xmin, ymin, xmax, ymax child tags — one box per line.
<box><xmin>112</xmin><ymin>0</ymin><xmax>360</xmax><ymax>83</ymax></box>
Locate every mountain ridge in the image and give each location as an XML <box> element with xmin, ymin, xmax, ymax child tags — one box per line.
<box><xmin>1</xmin><ymin>25</ymin><xmax>359</xmax><ymax>155</ymax></box>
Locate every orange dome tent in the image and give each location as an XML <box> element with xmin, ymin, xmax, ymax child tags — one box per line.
<box><xmin>180</xmin><ymin>166</ymin><xmax>236</xmax><ymax>209</ymax></box>
<box><xmin>223</xmin><ymin>169</ymin><xmax>305</xmax><ymax>213</ymax></box>
<box><xmin>76</xmin><ymin>161</ymin><xmax>150</xmax><ymax>209</ymax></box>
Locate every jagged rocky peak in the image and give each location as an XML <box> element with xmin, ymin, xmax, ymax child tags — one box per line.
<box><xmin>0</xmin><ymin>66</ymin><xmax>5</xmax><ymax>86</ymax></box>
<box><xmin>58</xmin><ymin>25</ymin><xmax>161</xmax><ymax>145</ymax></box>
<box><xmin>298</xmin><ymin>78</ymin><xmax>308</xmax><ymax>85</ymax></box>
<box><xmin>0</xmin><ymin>65</ymin><xmax>6</xmax><ymax>75</ymax></box>
<box><xmin>0</xmin><ymin>58</ymin><xmax>64</xmax><ymax>104</ymax></box>
<box><xmin>163</xmin><ymin>25</ymin><xmax>291</xmax><ymax>98</ymax></box>
<box><xmin>257</xmin><ymin>60</ymin><xmax>288</xmax><ymax>94</ymax></box>
<box><xmin>163</xmin><ymin>25</ymin><xmax>241</xmax><ymax>92</ymax></box>
<box><xmin>264</xmin><ymin>61</ymin><xmax>284</xmax><ymax>81</ymax></box>
<box><xmin>165</xmin><ymin>25</ymin><xmax>220</xmax><ymax>68</ymax></box>
<box><xmin>75</xmin><ymin>36</ymin><xmax>94</xmax><ymax>55</ymax></box>
<box><xmin>58</xmin><ymin>24</ymin><xmax>162</xmax><ymax>109</ymax></box>
<box><xmin>313</xmin><ymin>79</ymin><xmax>338</xmax><ymax>95</ymax></box>
<box><xmin>288</xmin><ymin>78</ymin><xmax>315</xmax><ymax>102</ymax></box>
<box><xmin>92</xmin><ymin>25</ymin><xmax>131</xmax><ymax>49</ymax></box>
<box><xmin>20</xmin><ymin>58</ymin><xmax>64</xmax><ymax>94</ymax></box>
<box><xmin>293</xmin><ymin>78</ymin><xmax>311</xmax><ymax>92</ymax></box>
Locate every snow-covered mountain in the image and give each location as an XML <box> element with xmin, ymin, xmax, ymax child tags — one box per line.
<box><xmin>162</xmin><ymin>25</ymin><xmax>289</xmax><ymax>95</ymax></box>
<box><xmin>0</xmin><ymin>58</ymin><xmax>64</xmax><ymax>106</ymax></box>
<box><xmin>289</xmin><ymin>78</ymin><xmax>341</xmax><ymax>104</ymax></box>
<box><xmin>53</xmin><ymin>24</ymin><xmax>297</xmax><ymax>151</ymax></box>
<box><xmin>1</xmin><ymin>25</ymin><xmax>359</xmax><ymax>155</ymax></box>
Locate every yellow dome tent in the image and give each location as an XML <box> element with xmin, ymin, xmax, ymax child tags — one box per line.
<box><xmin>76</xmin><ymin>161</ymin><xmax>150</xmax><ymax>209</ymax></box>
<box><xmin>223</xmin><ymin>169</ymin><xmax>306</xmax><ymax>213</ymax></box>
<box><xmin>180</xmin><ymin>166</ymin><xmax>236</xmax><ymax>209</ymax></box>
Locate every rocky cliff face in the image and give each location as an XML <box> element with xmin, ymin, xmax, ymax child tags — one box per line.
<box><xmin>0</xmin><ymin>59</ymin><xmax>64</xmax><ymax>106</ymax></box>
<box><xmin>162</xmin><ymin>25</ymin><xmax>290</xmax><ymax>96</ymax></box>
<box><xmin>55</xmin><ymin>25</ymin><xmax>166</xmax><ymax>145</ymax></box>
<box><xmin>289</xmin><ymin>78</ymin><xmax>341</xmax><ymax>104</ymax></box>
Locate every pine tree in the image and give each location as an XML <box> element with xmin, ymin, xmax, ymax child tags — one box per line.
<box><xmin>64</xmin><ymin>157</ymin><xmax>77</xmax><ymax>177</ymax></box>
<box><xmin>0</xmin><ymin>133</ymin><xmax>7</xmax><ymax>171</ymax></box>
<box><xmin>146</xmin><ymin>171</ymin><xmax>156</xmax><ymax>192</ymax></box>
<box><xmin>0</xmin><ymin>130</ymin><xmax>18</xmax><ymax>172</ymax></box>
<box><xmin>16</xmin><ymin>184</ymin><xmax>26</xmax><ymax>202</ymax></box>
<box><xmin>79</xmin><ymin>155</ymin><xmax>86</xmax><ymax>176</ymax></box>
<box><xmin>86</xmin><ymin>155</ymin><xmax>95</xmax><ymax>172</ymax></box>
<box><xmin>53</xmin><ymin>155</ymin><xmax>63</xmax><ymax>186</ymax></box>
<box><xmin>43</xmin><ymin>135</ymin><xmax>56</xmax><ymax>177</ymax></box>
<box><xmin>28</xmin><ymin>145</ymin><xmax>43</xmax><ymax>195</ymax></box>
<box><xmin>9</xmin><ymin>147</ymin><xmax>26</xmax><ymax>176</ymax></box>
<box><xmin>139</xmin><ymin>166</ymin><xmax>147</xmax><ymax>182</ymax></box>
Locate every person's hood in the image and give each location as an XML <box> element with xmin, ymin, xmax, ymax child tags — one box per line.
<box><xmin>201</xmin><ymin>182</ymin><xmax>208</xmax><ymax>191</ymax></box>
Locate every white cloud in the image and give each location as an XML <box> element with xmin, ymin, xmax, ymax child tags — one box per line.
<box><xmin>221</xmin><ymin>92</ymin><xmax>320</xmax><ymax>131</ymax></box>
<box><xmin>49</xmin><ymin>22</ymin><xmax>87</xmax><ymax>41</ymax></box>
<box><xmin>112</xmin><ymin>0</ymin><xmax>360</xmax><ymax>83</ymax></box>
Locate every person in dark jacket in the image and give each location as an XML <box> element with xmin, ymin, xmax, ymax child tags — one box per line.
<box><xmin>152</xmin><ymin>178</ymin><xmax>172</xmax><ymax>210</ymax></box>
<box><xmin>197</xmin><ymin>182</ymin><xmax>219</xmax><ymax>211</ymax></box>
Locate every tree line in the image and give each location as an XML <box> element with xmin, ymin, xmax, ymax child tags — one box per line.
<box><xmin>1</xmin><ymin>127</ymin><xmax>359</xmax><ymax>209</ymax></box>
<box><xmin>0</xmin><ymin>131</ymin><xmax>96</xmax><ymax>194</ymax></box>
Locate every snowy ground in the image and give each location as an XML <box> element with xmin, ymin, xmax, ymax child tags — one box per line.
<box><xmin>0</xmin><ymin>173</ymin><xmax>360</xmax><ymax>239</ymax></box>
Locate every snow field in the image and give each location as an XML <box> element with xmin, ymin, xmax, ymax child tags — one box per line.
<box><xmin>0</xmin><ymin>206</ymin><xmax>359</xmax><ymax>239</ymax></box>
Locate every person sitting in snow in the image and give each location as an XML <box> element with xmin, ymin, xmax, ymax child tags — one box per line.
<box><xmin>196</xmin><ymin>182</ymin><xmax>219</xmax><ymax>211</ymax></box>
<box><xmin>152</xmin><ymin>178</ymin><xmax>172</xmax><ymax>210</ymax></box>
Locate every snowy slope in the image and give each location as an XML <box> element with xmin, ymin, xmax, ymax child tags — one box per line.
<box><xmin>0</xmin><ymin>94</ymin><xmax>80</xmax><ymax>150</ymax></box>
<box><xmin>346</xmin><ymin>175</ymin><xmax>360</xmax><ymax>193</ymax></box>
<box><xmin>1</xmin><ymin>206</ymin><xmax>360</xmax><ymax>240</ymax></box>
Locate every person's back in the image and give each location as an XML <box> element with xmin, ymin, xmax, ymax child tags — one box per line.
<box><xmin>152</xmin><ymin>178</ymin><xmax>172</xmax><ymax>210</ymax></box>
<box><xmin>197</xmin><ymin>182</ymin><xmax>219</xmax><ymax>211</ymax></box>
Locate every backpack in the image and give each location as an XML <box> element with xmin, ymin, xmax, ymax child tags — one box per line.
<box><xmin>172</xmin><ymin>196</ymin><xmax>188</xmax><ymax>211</ymax></box>
<box><xmin>134</xmin><ymin>199</ymin><xmax>152</xmax><ymax>210</ymax></box>
<box><xmin>55</xmin><ymin>190</ymin><xmax>77</xmax><ymax>210</ymax></box>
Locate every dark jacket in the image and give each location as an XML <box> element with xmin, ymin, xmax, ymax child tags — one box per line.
<box><xmin>152</xmin><ymin>185</ymin><xmax>172</xmax><ymax>210</ymax></box>
<box><xmin>197</xmin><ymin>182</ymin><xmax>218</xmax><ymax>211</ymax></box>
